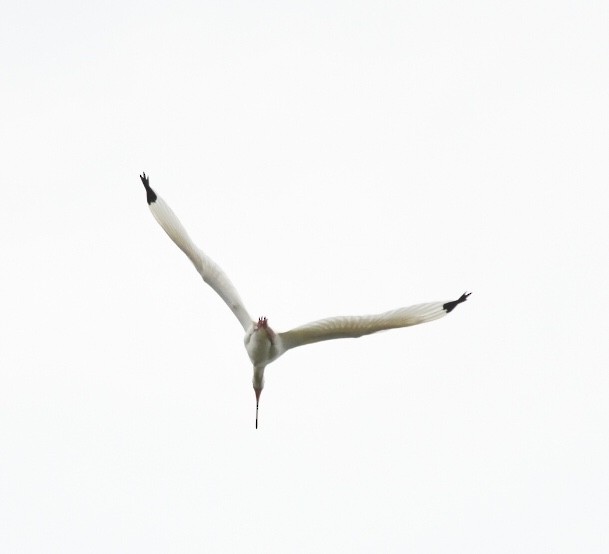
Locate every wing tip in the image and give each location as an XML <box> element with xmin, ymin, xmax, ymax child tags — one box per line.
<box><xmin>139</xmin><ymin>172</ymin><xmax>157</xmax><ymax>205</ymax></box>
<box><xmin>443</xmin><ymin>291</ymin><xmax>471</xmax><ymax>314</ymax></box>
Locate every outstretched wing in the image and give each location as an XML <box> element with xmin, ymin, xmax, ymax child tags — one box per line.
<box><xmin>278</xmin><ymin>293</ymin><xmax>470</xmax><ymax>352</ymax></box>
<box><xmin>139</xmin><ymin>173</ymin><xmax>252</xmax><ymax>331</ymax></box>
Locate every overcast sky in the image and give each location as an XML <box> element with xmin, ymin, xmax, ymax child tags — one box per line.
<box><xmin>2</xmin><ymin>1</ymin><xmax>608</xmax><ymax>552</ymax></box>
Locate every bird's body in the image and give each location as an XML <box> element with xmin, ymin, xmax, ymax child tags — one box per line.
<box><xmin>139</xmin><ymin>173</ymin><xmax>471</xmax><ymax>427</ymax></box>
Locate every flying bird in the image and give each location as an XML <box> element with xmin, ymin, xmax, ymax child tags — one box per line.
<box><xmin>138</xmin><ymin>173</ymin><xmax>471</xmax><ymax>428</ymax></box>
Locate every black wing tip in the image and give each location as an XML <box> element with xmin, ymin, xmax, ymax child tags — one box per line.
<box><xmin>139</xmin><ymin>172</ymin><xmax>157</xmax><ymax>205</ymax></box>
<box><xmin>443</xmin><ymin>291</ymin><xmax>472</xmax><ymax>314</ymax></box>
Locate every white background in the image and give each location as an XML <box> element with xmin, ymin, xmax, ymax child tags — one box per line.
<box><xmin>2</xmin><ymin>1</ymin><xmax>608</xmax><ymax>552</ymax></box>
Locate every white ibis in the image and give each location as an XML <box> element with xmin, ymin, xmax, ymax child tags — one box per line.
<box><xmin>139</xmin><ymin>173</ymin><xmax>471</xmax><ymax>428</ymax></box>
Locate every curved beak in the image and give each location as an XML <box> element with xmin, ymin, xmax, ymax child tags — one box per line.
<box><xmin>254</xmin><ymin>388</ymin><xmax>262</xmax><ymax>429</ymax></box>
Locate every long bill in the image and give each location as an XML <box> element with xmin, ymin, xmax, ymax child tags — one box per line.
<box><xmin>254</xmin><ymin>388</ymin><xmax>262</xmax><ymax>430</ymax></box>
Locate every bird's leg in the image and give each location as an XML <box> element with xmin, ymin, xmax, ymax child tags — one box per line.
<box><xmin>256</xmin><ymin>399</ymin><xmax>259</xmax><ymax>429</ymax></box>
<box><xmin>256</xmin><ymin>316</ymin><xmax>268</xmax><ymax>329</ymax></box>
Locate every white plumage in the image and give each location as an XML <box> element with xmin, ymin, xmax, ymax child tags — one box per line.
<box><xmin>139</xmin><ymin>173</ymin><xmax>470</xmax><ymax>428</ymax></box>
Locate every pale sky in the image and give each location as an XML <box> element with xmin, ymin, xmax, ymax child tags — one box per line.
<box><xmin>2</xmin><ymin>1</ymin><xmax>608</xmax><ymax>552</ymax></box>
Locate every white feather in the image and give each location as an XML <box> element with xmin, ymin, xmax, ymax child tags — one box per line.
<box><xmin>277</xmin><ymin>301</ymin><xmax>449</xmax><ymax>352</ymax></box>
<box><xmin>148</xmin><ymin>195</ymin><xmax>253</xmax><ymax>331</ymax></box>
<box><xmin>139</xmin><ymin>173</ymin><xmax>470</xmax><ymax>427</ymax></box>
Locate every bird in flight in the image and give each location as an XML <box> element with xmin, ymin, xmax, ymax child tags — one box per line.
<box><xmin>139</xmin><ymin>173</ymin><xmax>471</xmax><ymax>428</ymax></box>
